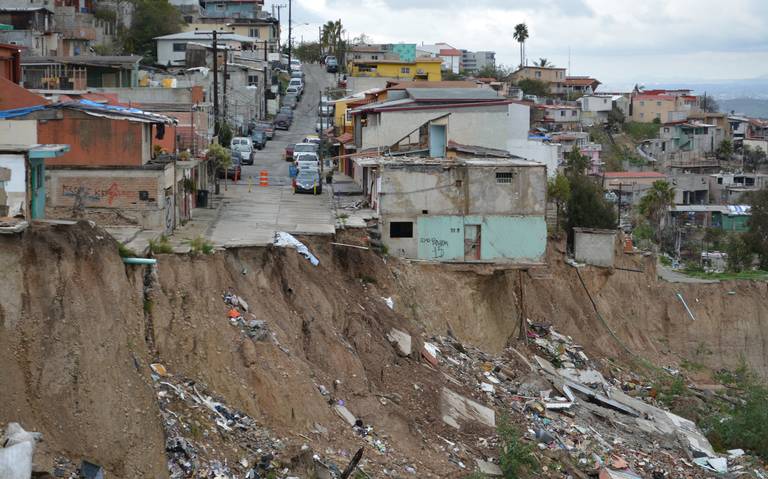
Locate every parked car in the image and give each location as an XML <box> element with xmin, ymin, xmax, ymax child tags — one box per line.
<box><xmin>325</xmin><ymin>56</ymin><xmax>338</xmax><ymax>73</ymax></box>
<box><xmin>291</xmin><ymin>70</ymin><xmax>304</xmax><ymax>80</ymax></box>
<box><xmin>294</xmin><ymin>142</ymin><xmax>319</xmax><ymax>155</ymax></box>
<box><xmin>250</xmin><ymin>130</ymin><xmax>266</xmax><ymax>150</ymax></box>
<box><xmin>284</xmin><ymin>143</ymin><xmax>295</xmax><ymax>161</ymax></box>
<box><xmin>283</xmin><ymin>94</ymin><xmax>299</xmax><ymax>109</ymax></box>
<box><xmin>290</xmin><ymin>59</ymin><xmax>302</xmax><ymax>71</ymax></box>
<box><xmin>293</xmin><ymin>170</ymin><xmax>323</xmax><ymax>195</ymax></box>
<box><xmin>230</xmin><ymin>137</ymin><xmax>252</xmax><ymax>150</ymax></box>
<box><xmin>218</xmin><ymin>153</ymin><xmax>241</xmax><ymax>181</ymax></box>
<box><xmin>286</xmin><ymin>85</ymin><xmax>301</xmax><ymax>97</ymax></box>
<box><xmin>294</xmin><ymin>152</ymin><xmax>320</xmax><ymax>169</ymax></box>
<box><xmin>288</xmin><ymin>78</ymin><xmax>304</xmax><ymax>95</ymax></box>
<box><xmin>251</xmin><ymin>120</ymin><xmax>274</xmax><ymax>139</ymax></box>
<box><xmin>274</xmin><ymin>112</ymin><xmax>292</xmax><ymax>130</ymax></box>
<box><xmin>303</xmin><ymin>135</ymin><xmax>321</xmax><ymax>146</ymax></box>
<box><xmin>293</xmin><ymin>169</ymin><xmax>322</xmax><ymax>195</ymax></box>
<box><xmin>278</xmin><ymin>106</ymin><xmax>294</xmax><ymax>120</ymax></box>
<box><xmin>318</xmin><ymin>103</ymin><xmax>334</xmax><ymax>116</ymax></box>
<box><xmin>232</xmin><ymin>143</ymin><xmax>254</xmax><ymax>165</ymax></box>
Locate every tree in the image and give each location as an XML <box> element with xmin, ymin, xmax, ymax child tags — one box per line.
<box><xmin>513</xmin><ymin>23</ymin><xmax>529</xmax><ymax>68</ymax></box>
<box><xmin>548</xmin><ymin>173</ymin><xmax>571</xmax><ymax>234</ymax></box>
<box><xmin>700</xmin><ymin>94</ymin><xmax>720</xmax><ymax>113</ymax></box>
<box><xmin>321</xmin><ymin>19</ymin><xmax>344</xmax><ymax>56</ymax></box>
<box><xmin>606</xmin><ymin>106</ymin><xmax>625</xmax><ymax>132</ymax></box>
<box><xmin>743</xmin><ymin>145</ymin><xmax>767</xmax><ymax>171</ymax></box>
<box><xmin>565</xmin><ymin>175</ymin><xmax>617</xmax><ymax>235</ymax></box>
<box><xmin>725</xmin><ymin>234</ymin><xmax>753</xmax><ymax>272</ymax></box>
<box><xmin>294</xmin><ymin>41</ymin><xmax>322</xmax><ymax>63</ymax></box>
<box><xmin>516</xmin><ymin>78</ymin><xmax>549</xmax><ymax>97</ymax></box>
<box><xmin>534</xmin><ymin>58</ymin><xmax>553</xmax><ymax>67</ymax></box>
<box><xmin>746</xmin><ymin>188</ymin><xmax>768</xmax><ymax>269</ymax></box>
<box><xmin>716</xmin><ymin>139</ymin><xmax>733</xmax><ymax>161</ymax></box>
<box><xmin>638</xmin><ymin>180</ymin><xmax>675</xmax><ymax>243</ymax></box>
<box><xmin>207</xmin><ymin>142</ymin><xmax>231</xmax><ymax>191</ymax></box>
<box><xmin>565</xmin><ymin>146</ymin><xmax>590</xmax><ymax>176</ymax></box>
<box><xmin>123</xmin><ymin>0</ymin><xmax>183</xmax><ymax>62</ymax></box>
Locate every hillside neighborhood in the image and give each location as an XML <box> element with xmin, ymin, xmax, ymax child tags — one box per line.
<box><xmin>1</xmin><ymin>1</ymin><xmax>768</xmax><ymax>479</ymax></box>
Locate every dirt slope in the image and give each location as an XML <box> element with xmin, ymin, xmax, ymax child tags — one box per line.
<box><xmin>1</xmin><ymin>222</ymin><xmax>767</xmax><ymax>477</ymax></box>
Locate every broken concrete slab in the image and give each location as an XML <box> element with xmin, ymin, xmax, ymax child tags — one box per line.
<box><xmin>599</xmin><ymin>468</ymin><xmax>641</xmax><ymax>479</ymax></box>
<box><xmin>440</xmin><ymin>387</ymin><xmax>495</xmax><ymax>430</ymax></box>
<box><xmin>475</xmin><ymin>459</ymin><xmax>503</xmax><ymax>477</ymax></box>
<box><xmin>333</xmin><ymin>404</ymin><xmax>357</xmax><ymax>427</ymax></box>
<box><xmin>386</xmin><ymin>329</ymin><xmax>412</xmax><ymax>356</ymax></box>
<box><xmin>566</xmin><ymin>381</ymin><xmax>640</xmax><ymax>417</ymax></box>
<box><xmin>558</xmin><ymin>367</ymin><xmax>605</xmax><ymax>386</ymax></box>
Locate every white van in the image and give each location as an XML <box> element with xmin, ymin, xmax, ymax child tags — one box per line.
<box><xmin>230</xmin><ymin>137</ymin><xmax>252</xmax><ymax>149</ymax></box>
<box><xmin>288</xmin><ymin>78</ymin><xmax>304</xmax><ymax>95</ymax></box>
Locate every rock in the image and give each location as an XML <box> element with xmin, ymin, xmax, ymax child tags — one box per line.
<box><xmin>440</xmin><ymin>388</ymin><xmax>495</xmax><ymax>430</ymax></box>
<box><xmin>476</xmin><ymin>459</ymin><xmax>503</xmax><ymax>476</ymax></box>
<box><xmin>386</xmin><ymin>329</ymin><xmax>412</xmax><ymax>356</ymax></box>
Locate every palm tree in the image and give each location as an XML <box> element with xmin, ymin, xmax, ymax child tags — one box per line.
<box><xmin>534</xmin><ymin>58</ymin><xmax>552</xmax><ymax>67</ymax></box>
<box><xmin>513</xmin><ymin>23</ymin><xmax>529</xmax><ymax>68</ymax></box>
<box><xmin>321</xmin><ymin>20</ymin><xmax>343</xmax><ymax>56</ymax></box>
<box><xmin>639</xmin><ymin>180</ymin><xmax>676</xmax><ymax>243</ymax></box>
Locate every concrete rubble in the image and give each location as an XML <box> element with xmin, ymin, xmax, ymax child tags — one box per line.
<box><xmin>410</xmin><ymin>321</ymin><xmax>768</xmax><ymax>478</ymax></box>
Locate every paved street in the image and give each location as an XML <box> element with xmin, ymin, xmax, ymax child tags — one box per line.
<box><xmin>171</xmin><ymin>63</ymin><xmax>338</xmax><ymax>249</ymax></box>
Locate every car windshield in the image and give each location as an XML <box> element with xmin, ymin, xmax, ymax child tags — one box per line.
<box><xmin>297</xmin><ymin>171</ymin><xmax>319</xmax><ymax>180</ymax></box>
<box><xmin>233</xmin><ymin>144</ymin><xmax>251</xmax><ymax>152</ymax></box>
<box><xmin>294</xmin><ymin>144</ymin><xmax>315</xmax><ymax>152</ymax></box>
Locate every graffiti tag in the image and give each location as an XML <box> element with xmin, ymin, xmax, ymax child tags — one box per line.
<box><xmin>420</xmin><ymin>237</ymin><xmax>449</xmax><ymax>258</ymax></box>
<box><xmin>62</xmin><ymin>182</ymin><xmax>133</xmax><ymax>206</ymax></box>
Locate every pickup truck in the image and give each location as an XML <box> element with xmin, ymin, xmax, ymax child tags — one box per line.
<box><xmin>284</xmin><ymin>144</ymin><xmax>294</xmax><ymax>161</ymax></box>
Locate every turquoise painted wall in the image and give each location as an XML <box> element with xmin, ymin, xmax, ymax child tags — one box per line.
<box><xmin>417</xmin><ymin>216</ymin><xmax>465</xmax><ymax>260</ymax></box>
<box><xmin>416</xmin><ymin>215</ymin><xmax>547</xmax><ymax>262</ymax></box>
<box><xmin>29</xmin><ymin>158</ymin><xmax>45</xmax><ymax>219</ymax></box>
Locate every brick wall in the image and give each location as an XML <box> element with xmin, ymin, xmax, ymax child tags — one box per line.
<box><xmin>40</xmin><ymin>113</ymin><xmax>147</xmax><ymax>167</ymax></box>
<box><xmin>50</xmin><ymin>174</ymin><xmax>160</xmax><ymax>210</ymax></box>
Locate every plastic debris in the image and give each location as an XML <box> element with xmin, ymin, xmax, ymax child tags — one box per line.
<box><xmin>273</xmin><ymin>232</ymin><xmax>320</xmax><ymax>266</ymax></box>
<box><xmin>0</xmin><ymin>423</ymin><xmax>42</xmax><ymax>479</ymax></box>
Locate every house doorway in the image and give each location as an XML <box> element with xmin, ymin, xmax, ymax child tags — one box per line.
<box><xmin>464</xmin><ymin>224</ymin><xmax>481</xmax><ymax>261</ymax></box>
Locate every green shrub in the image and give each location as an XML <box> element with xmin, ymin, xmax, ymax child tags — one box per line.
<box><xmin>704</xmin><ymin>367</ymin><xmax>768</xmax><ymax>459</ymax></box>
<box><xmin>497</xmin><ymin>414</ymin><xmax>538</xmax><ymax>478</ymax></box>
<box><xmin>118</xmin><ymin>243</ymin><xmax>137</xmax><ymax>258</ymax></box>
<box><xmin>149</xmin><ymin>235</ymin><xmax>173</xmax><ymax>254</ymax></box>
<box><xmin>189</xmin><ymin>236</ymin><xmax>214</xmax><ymax>255</ymax></box>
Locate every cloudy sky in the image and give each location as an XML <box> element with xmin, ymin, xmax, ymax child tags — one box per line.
<box><xmin>266</xmin><ymin>0</ymin><xmax>768</xmax><ymax>88</ymax></box>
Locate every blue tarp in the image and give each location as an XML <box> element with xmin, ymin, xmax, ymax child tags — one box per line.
<box><xmin>0</xmin><ymin>105</ymin><xmax>48</xmax><ymax>119</ymax></box>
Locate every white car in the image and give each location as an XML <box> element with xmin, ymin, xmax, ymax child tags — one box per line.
<box><xmin>230</xmin><ymin>137</ymin><xmax>252</xmax><ymax>149</ymax></box>
<box><xmin>288</xmin><ymin>78</ymin><xmax>304</xmax><ymax>95</ymax></box>
<box><xmin>294</xmin><ymin>142</ymin><xmax>319</xmax><ymax>155</ymax></box>
<box><xmin>294</xmin><ymin>151</ymin><xmax>319</xmax><ymax>163</ymax></box>
<box><xmin>290</xmin><ymin>59</ymin><xmax>302</xmax><ymax>71</ymax></box>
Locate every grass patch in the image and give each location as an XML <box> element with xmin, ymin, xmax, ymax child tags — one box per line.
<box><xmin>703</xmin><ymin>365</ymin><xmax>768</xmax><ymax>459</ymax></box>
<box><xmin>680</xmin><ymin>358</ymin><xmax>705</xmax><ymax>372</ymax></box>
<box><xmin>149</xmin><ymin>235</ymin><xmax>174</xmax><ymax>254</ymax></box>
<box><xmin>143</xmin><ymin>299</ymin><xmax>154</xmax><ymax>314</ymax></box>
<box><xmin>681</xmin><ymin>269</ymin><xmax>768</xmax><ymax>281</ymax></box>
<box><xmin>624</xmin><ymin>121</ymin><xmax>661</xmax><ymax>142</ymax></box>
<box><xmin>188</xmin><ymin>236</ymin><xmax>215</xmax><ymax>255</ymax></box>
<box><xmin>117</xmin><ymin>243</ymin><xmax>137</xmax><ymax>258</ymax></box>
<box><xmin>497</xmin><ymin>414</ymin><xmax>538</xmax><ymax>478</ymax></box>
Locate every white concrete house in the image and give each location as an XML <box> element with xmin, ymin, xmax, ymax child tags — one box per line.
<box><xmin>154</xmin><ymin>31</ymin><xmax>254</xmax><ymax>66</ymax></box>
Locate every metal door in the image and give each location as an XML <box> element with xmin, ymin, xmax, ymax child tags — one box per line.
<box><xmin>464</xmin><ymin>225</ymin><xmax>481</xmax><ymax>261</ymax></box>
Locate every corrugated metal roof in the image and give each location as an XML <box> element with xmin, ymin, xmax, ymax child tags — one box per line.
<box><xmin>406</xmin><ymin>88</ymin><xmax>500</xmax><ymax>101</ymax></box>
<box><xmin>154</xmin><ymin>32</ymin><xmax>254</xmax><ymax>43</ymax></box>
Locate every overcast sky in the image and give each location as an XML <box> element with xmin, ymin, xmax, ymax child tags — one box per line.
<box><xmin>266</xmin><ymin>0</ymin><xmax>768</xmax><ymax>88</ymax></box>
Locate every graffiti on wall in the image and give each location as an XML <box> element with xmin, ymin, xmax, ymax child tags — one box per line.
<box><xmin>419</xmin><ymin>237</ymin><xmax>449</xmax><ymax>258</ymax></box>
<box><xmin>62</xmin><ymin>182</ymin><xmax>134</xmax><ymax>206</ymax></box>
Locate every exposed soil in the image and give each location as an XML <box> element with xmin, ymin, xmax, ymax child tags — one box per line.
<box><xmin>1</xmin><ymin>222</ymin><xmax>767</xmax><ymax>477</ymax></box>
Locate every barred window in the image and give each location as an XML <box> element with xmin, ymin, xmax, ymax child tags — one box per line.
<box><xmin>496</xmin><ymin>172</ymin><xmax>514</xmax><ymax>184</ymax></box>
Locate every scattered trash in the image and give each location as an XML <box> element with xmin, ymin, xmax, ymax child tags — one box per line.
<box><xmin>151</xmin><ymin>363</ymin><xmax>169</xmax><ymax>377</ymax></box>
<box><xmin>0</xmin><ymin>423</ymin><xmax>42</xmax><ymax>479</ymax></box>
<box><xmin>273</xmin><ymin>232</ymin><xmax>319</xmax><ymax>266</ymax></box>
<box><xmin>80</xmin><ymin>460</ymin><xmax>105</xmax><ymax>479</ymax></box>
<box><xmin>440</xmin><ymin>387</ymin><xmax>495</xmax><ymax>429</ymax></box>
<box><xmin>381</xmin><ymin>297</ymin><xmax>394</xmax><ymax>310</ymax></box>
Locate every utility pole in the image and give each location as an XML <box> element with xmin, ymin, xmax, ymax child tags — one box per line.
<box><xmin>273</xmin><ymin>4</ymin><xmax>285</xmax><ymax>54</ymax></box>
<box><xmin>196</xmin><ymin>29</ymin><xmax>231</xmax><ymax>139</ymax></box>
<box><xmin>222</xmin><ymin>49</ymin><xmax>229</xmax><ymax>122</ymax></box>
<box><xmin>287</xmin><ymin>0</ymin><xmax>292</xmax><ymax>69</ymax></box>
<box><xmin>262</xmin><ymin>40</ymin><xmax>269</xmax><ymax>120</ymax></box>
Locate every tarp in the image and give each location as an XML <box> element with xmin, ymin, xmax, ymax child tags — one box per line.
<box><xmin>0</xmin><ymin>105</ymin><xmax>48</xmax><ymax>119</ymax></box>
<box><xmin>273</xmin><ymin>232</ymin><xmax>319</xmax><ymax>266</ymax></box>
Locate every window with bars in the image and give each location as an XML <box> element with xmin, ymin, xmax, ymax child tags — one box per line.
<box><xmin>496</xmin><ymin>172</ymin><xmax>514</xmax><ymax>184</ymax></box>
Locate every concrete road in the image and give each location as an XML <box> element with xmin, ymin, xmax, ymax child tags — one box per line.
<box><xmin>208</xmin><ymin>63</ymin><xmax>338</xmax><ymax>247</ymax></box>
<box><xmin>241</xmin><ymin>63</ymin><xmax>335</xmax><ymax>186</ymax></box>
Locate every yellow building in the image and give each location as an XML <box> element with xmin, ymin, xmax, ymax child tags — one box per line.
<box><xmin>348</xmin><ymin>58</ymin><xmax>443</xmax><ymax>81</ymax></box>
<box><xmin>630</xmin><ymin>91</ymin><xmax>700</xmax><ymax>123</ymax></box>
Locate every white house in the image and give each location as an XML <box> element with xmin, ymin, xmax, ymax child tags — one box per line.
<box><xmin>154</xmin><ymin>31</ymin><xmax>255</xmax><ymax>66</ymax></box>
